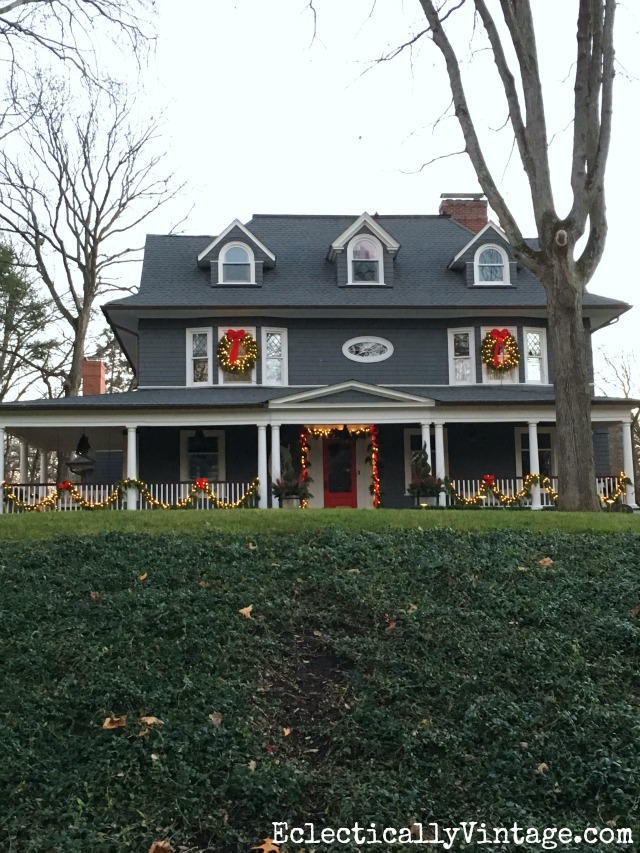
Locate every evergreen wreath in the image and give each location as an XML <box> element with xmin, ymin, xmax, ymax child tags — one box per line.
<box><xmin>217</xmin><ymin>329</ymin><xmax>258</xmax><ymax>374</ymax></box>
<box><xmin>481</xmin><ymin>328</ymin><xmax>520</xmax><ymax>373</ymax></box>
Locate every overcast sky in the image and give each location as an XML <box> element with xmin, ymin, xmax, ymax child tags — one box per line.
<box><xmin>138</xmin><ymin>0</ymin><xmax>638</xmax><ymax>378</ymax></box>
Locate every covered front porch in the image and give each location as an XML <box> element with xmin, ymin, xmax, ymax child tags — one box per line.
<box><xmin>0</xmin><ymin>383</ymin><xmax>636</xmax><ymax>512</ymax></box>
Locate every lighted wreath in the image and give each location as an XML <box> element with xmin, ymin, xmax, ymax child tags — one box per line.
<box><xmin>481</xmin><ymin>328</ymin><xmax>520</xmax><ymax>373</ymax></box>
<box><xmin>217</xmin><ymin>329</ymin><xmax>258</xmax><ymax>374</ymax></box>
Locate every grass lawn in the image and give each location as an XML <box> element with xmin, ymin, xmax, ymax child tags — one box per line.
<box><xmin>2</xmin><ymin>522</ymin><xmax>640</xmax><ymax>852</ymax></box>
<box><xmin>0</xmin><ymin>506</ymin><xmax>639</xmax><ymax>540</ymax></box>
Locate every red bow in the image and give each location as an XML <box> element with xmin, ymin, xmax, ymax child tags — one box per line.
<box><xmin>482</xmin><ymin>474</ymin><xmax>496</xmax><ymax>488</ymax></box>
<box><xmin>57</xmin><ymin>480</ymin><xmax>71</xmax><ymax>491</ymax></box>
<box><xmin>195</xmin><ymin>477</ymin><xmax>208</xmax><ymax>490</ymax></box>
<box><xmin>226</xmin><ymin>329</ymin><xmax>246</xmax><ymax>365</ymax></box>
<box><xmin>489</xmin><ymin>328</ymin><xmax>510</xmax><ymax>367</ymax></box>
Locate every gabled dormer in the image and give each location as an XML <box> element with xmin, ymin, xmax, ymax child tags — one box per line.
<box><xmin>327</xmin><ymin>212</ymin><xmax>400</xmax><ymax>287</ymax></box>
<box><xmin>197</xmin><ymin>218</ymin><xmax>276</xmax><ymax>287</ymax></box>
<box><xmin>447</xmin><ymin>221</ymin><xmax>517</xmax><ymax>287</ymax></box>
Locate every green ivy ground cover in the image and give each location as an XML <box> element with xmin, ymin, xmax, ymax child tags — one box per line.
<box><xmin>1</xmin><ymin>529</ymin><xmax>640</xmax><ymax>852</ymax></box>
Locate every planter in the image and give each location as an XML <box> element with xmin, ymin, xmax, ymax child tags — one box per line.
<box><xmin>280</xmin><ymin>496</ymin><xmax>302</xmax><ymax>509</ymax></box>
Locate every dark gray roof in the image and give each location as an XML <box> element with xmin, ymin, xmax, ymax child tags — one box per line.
<box><xmin>1</xmin><ymin>385</ymin><xmax>633</xmax><ymax>412</ymax></box>
<box><xmin>104</xmin><ymin>214</ymin><xmax>629</xmax><ymax>312</ymax></box>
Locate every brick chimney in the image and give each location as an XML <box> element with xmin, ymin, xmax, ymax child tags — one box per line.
<box><xmin>82</xmin><ymin>359</ymin><xmax>106</xmax><ymax>395</ymax></box>
<box><xmin>439</xmin><ymin>193</ymin><xmax>488</xmax><ymax>233</ymax></box>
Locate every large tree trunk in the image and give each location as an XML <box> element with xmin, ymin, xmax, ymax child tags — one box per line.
<box><xmin>66</xmin><ymin>311</ymin><xmax>91</xmax><ymax>397</ymax></box>
<box><xmin>542</xmin><ymin>263</ymin><xmax>600</xmax><ymax>512</ymax></box>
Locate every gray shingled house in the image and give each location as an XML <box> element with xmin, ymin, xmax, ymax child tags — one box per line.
<box><xmin>0</xmin><ymin>195</ymin><xmax>636</xmax><ymax>510</ymax></box>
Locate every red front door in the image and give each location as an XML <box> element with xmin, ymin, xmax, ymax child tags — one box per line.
<box><xmin>323</xmin><ymin>436</ymin><xmax>357</xmax><ymax>507</ymax></box>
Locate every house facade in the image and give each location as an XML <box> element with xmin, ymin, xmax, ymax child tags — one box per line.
<box><xmin>0</xmin><ymin>195</ymin><xmax>637</xmax><ymax>510</ymax></box>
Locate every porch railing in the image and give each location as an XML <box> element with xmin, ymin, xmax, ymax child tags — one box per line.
<box><xmin>446</xmin><ymin>476</ymin><xmax>624</xmax><ymax>508</ymax></box>
<box><xmin>1</xmin><ymin>481</ymin><xmax>259</xmax><ymax>513</ymax></box>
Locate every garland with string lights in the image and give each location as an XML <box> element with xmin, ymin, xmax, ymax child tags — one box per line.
<box><xmin>1</xmin><ymin>477</ymin><xmax>260</xmax><ymax>511</ymax></box>
<box><xmin>481</xmin><ymin>328</ymin><xmax>520</xmax><ymax>373</ymax></box>
<box><xmin>299</xmin><ymin>430</ymin><xmax>311</xmax><ymax>509</ymax></box>
<box><xmin>217</xmin><ymin>330</ymin><xmax>258</xmax><ymax>374</ymax></box>
<box><xmin>367</xmin><ymin>425</ymin><xmax>381</xmax><ymax>508</ymax></box>
<box><xmin>444</xmin><ymin>472</ymin><xmax>557</xmax><ymax>506</ymax></box>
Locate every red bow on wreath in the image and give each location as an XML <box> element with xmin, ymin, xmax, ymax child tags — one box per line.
<box><xmin>195</xmin><ymin>477</ymin><xmax>208</xmax><ymax>490</ymax></box>
<box><xmin>489</xmin><ymin>328</ymin><xmax>510</xmax><ymax>367</ymax></box>
<box><xmin>57</xmin><ymin>480</ymin><xmax>71</xmax><ymax>491</ymax></box>
<box><xmin>482</xmin><ymin>474</ymin><xmax>496</xmax><ymax>488</ymax></box>
<box><xmin>226</xmin><ymin>329</ymin><xmax>246</xmax><ymax>365</ymax></box>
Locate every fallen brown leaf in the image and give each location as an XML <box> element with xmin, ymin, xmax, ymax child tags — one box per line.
<box><xmin>89</xmin><ymin>591</ymin><xmax>100</xmax><ymax>601</ymax></box>
<box><xmin>282</xmin><ymin>727</ymin><xmax>292</xmax><ymax>736</ymax></box>
<box><xmin>250</xmin><ymin>839</ymin><xmax>281</xmax><ymax>853</ymax></box>
<box><xmin>239</xmin><ymin>604</ymin><xmax>253</xmax><ymax>619</ymax></box>
<box><xmin>148</xmin><ymin>841</ymin><xmax>173</xmax><ymax>853</ymax></box>
<box><xmin>345</xmin><ymin>568</ymin><xmax>360</xmax><ymax>574</ymax></box>
<box><xmin>151</xmin><ymin>753</ymin><xmax>160</xmax><ymax>761</ymax></box>
<box><xmin>630</xmin><ymin>604</ymin><xmax>640</xmax><ymax>618</ymax></box>
<box><xmin>248</xmin><ymin>759</ymin><xmax>257</xmax><ymax>772</ymax></box>
<box><xmin>536</xmin><ymin>762</ymin><xmax>549</xmax><ymax>774</ymax></box>
<box><xmin>139</xmin><ymin>716</ymin><xmax>163</xmax><ymax>727</ymax></box>
<box><xmin>102</xmin><ymin>714</ymin><xmax>126</xmax><ymax>730</ymax></box>
<box><xmin>384</xmin><ymin>615</ymin><xmax>397</xmax><ymax>632</ymax></box>
<box><xmin>198</xmin><ymin>580</ymin><xmax>210</xmax><ymax>588</ymax></box>
<box><xmin>538</xmin><ymin>557</ymin><xmax>554</xmax><ymax>567</ymax></box>
<box><xmin>248</xmin><ymin>542</ymin><xmax>257</xmax><ymax>550</ymax></box>
<box><xmin>407</xmin><ymin>603</ymin><xmax>418</xmax><ymax>614</ymax></box>
<box><xmin>312</xmin><ymin>630</ymin><xmax>322</xmax><ymax>637</ymax></box>
<box><xmin>138</xmin><ymin>572</ymin><xmax>148</xmax><ymax>581</ymax></box>
<box><xmin>208</xmin><ymin>712</ymin><xmax>223</xmax><ymax>728</ymax></box>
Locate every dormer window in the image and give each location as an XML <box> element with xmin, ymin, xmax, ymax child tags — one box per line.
<box><xmin>348</xmin><ymin>236</ymin><xmax>384</xmax><ymax>285</ymax></box>
<box><xmin>219</xmin><ymin>243</ymin><xmax>254</xmax><ymax>283</ymax></box>
<box><xmin>474</xmin><ymin>244</ymin><xmax>510</xmax><ymax>285</ymax></box>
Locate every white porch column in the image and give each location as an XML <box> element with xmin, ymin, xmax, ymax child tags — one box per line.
<box><xmin>257</xmin><ymin>425</ymin><xmax>268</xmax><ymax>509</ymax></box>
<box><xmin>622</xmin><ymin>419</ymin><xmax>638</xmax><ymax>508</ymax></box>
<box><xmin>271</xmin><ymin>424</ymin><xmax>281</xmax><ymax>509</ymax></box>
<box><xmin>0</xmin><ymin>427</ymin><xmax>5</xmax><ymax>514</ymax></box>
<box><xmin>19</xmin><ymin>439</ymin><xmax>28</xmax><ymax>483</ymax></box>
<box><xmin>434</xmin><ymin>421</ymin><xmax>446</xmax><ymax>507</ymax></box>
<box><xmin>528</xmin><ymin>420</ymin><xmax>542</xmax><ymax>510</ymax></box>
<box><xmin>126</xmin><ymin>426</ymin><xmax>138</xmax><ymax>510</ymax></box>
<box><xmin>38</xmin><ymin>449</ymin><xmax>47</xmax><ymax>500</ymax></box>
<box><xmin>420</xmin><ymin>420</ymin><xmax>432</xmax><ymax>464</ymax></box>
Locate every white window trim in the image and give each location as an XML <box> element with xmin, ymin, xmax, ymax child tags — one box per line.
<box><xmin>523</xmin><ymin>327</ymin><xmax>549</xmax><ymax>384</ymax></box>
<box><xmin>218</xmin><ymin>241</ymin><xmax>256</xmax><ymax>284</ymax></box>
<box><xmin>447</xmin><ymin>327</ymin><xmax>476</xmax><ymax>385</ymax></box>
<box><xmin>514</xmin><ymin>426</ymin><xmax>556</xmax><ymax>479</ymax></box>
<box><xmin>186</xmin><ymin>327</ymin><xmax>213</xmax><ymax>387</ymax></box>
<box><xmin>180</xmin><ymin>429</ymin><xmax>226</xmax><ymax>481</ymax></box>
<box><xmin>473</xmin><ymin>243</ymin><xmax>511</xmax><ymax>286</ymax></box>
<box><xmin>342</xmin><ymin>335</ymin><xmax>394</xmax><ymax>363</ymax></box>
<box><xmin>481</xmin><ymin>325</ymin><xmax>519</xmax><ymax>385</ymax></box>
<box><xmin>217</xmin><ymin>325</ymin><xmax>257</xmax><ymax>385</ymax></box>
<box><xmin>261</xmin><ymin>327</ymin><xmax>288</xmax><ymax>386</ymax></box>
<box><xmin>346</xmin><ymin>234</ymin><xmax>385</xmax><ymax>285</ymax></box>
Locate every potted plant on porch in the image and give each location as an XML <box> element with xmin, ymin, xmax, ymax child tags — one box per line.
<box><xmin>271</xmin><ymin>446</ymin><xmax>312</xmax><ymax>508</ymax></box>
<box><xmin>407</xmin><ymin>443</ymin><xmax>442</xmax><ymax>507</ymax></box>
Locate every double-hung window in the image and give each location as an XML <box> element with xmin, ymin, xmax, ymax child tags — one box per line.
<box><xmin>523</xmin><ymin>328</ymin><xmax>548</xmax><ymax>384</ymax></box>
<box><xmin>448</xmin><ymin>328</ymin><xmax>475</xmax><ymax>385</ymax></box>
<box><xmin>187</xmin><ymin>328</ymin><xmax>212</xmax><ymax>386</ymax></box>
<box><xmin>261</xmin><ymin>328</ymin><xmax>288</xmax><ymax>385</ymax></box>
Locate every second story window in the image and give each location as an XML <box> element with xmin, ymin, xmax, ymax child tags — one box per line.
<box><xmin>348</xmin><ymin>236</ymin><xmax>384</xmax><ymax>284</ymax></box>
<box><xmin>187</xmin><ymin>328</ymin><xmax>212</xmax><ymax>386</ymax></box>
<box><xmin>474</xmin><ymin>245</ymin><xmax>510</xmax><ymax>285</ymax></box>
<box><xmin>448</xmin><ymin>328</ymin><xmax>475</xmax><ymax>385</ymax></box>
<box><xmin>524</xmin><ymin>328</ymin><xmax>548</xmax><ymax>383</ymax></box>
<box><xmin>262</xmin><ymin>328</ymin><xmax>288</xmax><ymax>385</ymax></box>
<box><xmin>219</xmin><ymin>243</ymin><xmax>254</xmax><ymax>283</ymax></box>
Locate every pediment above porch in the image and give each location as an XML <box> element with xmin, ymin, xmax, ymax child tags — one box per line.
<box><xmin>268</xmin><ymin>381</ymin><xmax>436</xmax><ymax>409</ymax></box>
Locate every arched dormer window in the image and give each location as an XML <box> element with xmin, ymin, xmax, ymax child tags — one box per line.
<box><xmin>474</xmin><ymin>244</ymin><xmax>510</xmax><ymax>285</ymax></box>
<box><xmin>347</xmin><ymin>235</ymin><xmax>384</xmax><ymax>285</ymax></box>
<box><xmin>219</xmin><ymin>242</ymin><xmax>254</xmax><ymax>283</ymax></box>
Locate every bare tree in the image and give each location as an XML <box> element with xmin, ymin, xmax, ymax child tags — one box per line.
<box><xmin>0</xmin><ymin>0</ymin><xmax>155</xmax><ymax>138</ymax></box>
<box><xmin>0</xmin><ymin>76</ymin><xmax>183</xmax><ymax>396</ymax></box>
<box><xmin>595</xmin><ymin>347</ymin><xmax>639</xmax><ymax>498</ymax></box>
<box><xmin>355</xmin><ymin>1</ymin><xmax>613</xmax><ymax>509</ymax></box>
